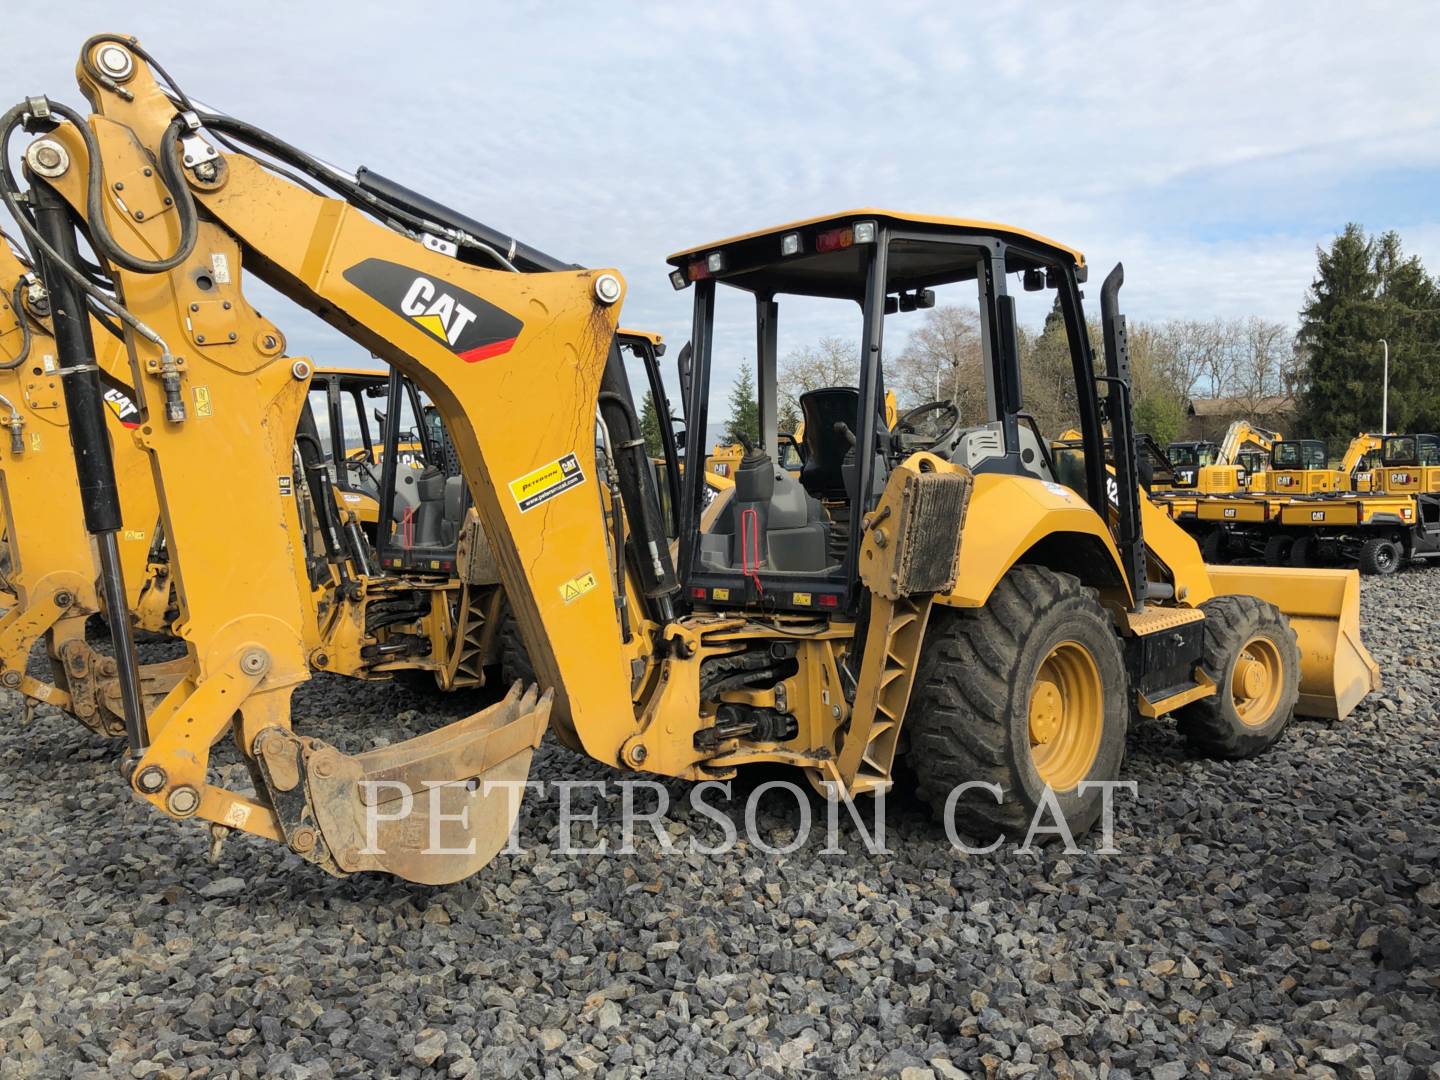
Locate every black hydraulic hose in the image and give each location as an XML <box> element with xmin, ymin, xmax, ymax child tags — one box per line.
<box><xmin>2</xmin><ymin>99</ymin><xmax>198</xmax><ymax>274</ymax></box>
<box><xmin>1</xmin><ymin>281</ymin><xmax>31</xmax><ymax>370</ymax></box>
<box><xmin>0</xmin><ymin>103</ymin><xmax>180</xmax><ymax>369</ymax></box>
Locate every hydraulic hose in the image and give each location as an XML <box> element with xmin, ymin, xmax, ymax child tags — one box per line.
<box><xmin>0</xmin><ymin>102</ymin><xmax>180</xmax><ymax>378</ymax></box>
<box><xmin>1</xmin><ymin>280</ymin><xmax>31</xmax><ymax>370</ymax></box>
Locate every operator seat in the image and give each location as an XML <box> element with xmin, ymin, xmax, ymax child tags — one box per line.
<box><xmin>798</xmin><ymin>388</ymin><xmax>860</xmax><ymax>500</ymax></box>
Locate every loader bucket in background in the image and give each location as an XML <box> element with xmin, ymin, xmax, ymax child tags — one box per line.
<box><xmin>273</xmin><ymin>683</ymin><xmax>552</xmax><ymax>885</ymax></box>
<box><xmin>1206</xmin><ymin>566</ymin><xmax>1380</xmax><ymax>720</ymax></box>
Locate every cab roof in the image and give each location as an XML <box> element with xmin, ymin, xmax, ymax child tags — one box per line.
<box><xmin>314</xmin><ymin>365</ymin><xmax>388</xmax><ymax>381</ymax></box>
<box><xmin>666</xmin><ymin>209</ymin><xmax>1086</xmax><ymax>300</ymax></box>
<box><xmin>618</xmin><ymin>328</ymin><xmax>664</xmax><ymax>347</ymax></box>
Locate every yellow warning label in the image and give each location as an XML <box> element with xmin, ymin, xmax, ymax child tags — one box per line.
<box><xmin>509</xmin><ymin>452</ymin><xmax>585</xmax><ymax>512</ymax></box>
<box><xmin>193</xmin><ymin>385</ymin><xmax>212</xmax><ymax>418</ymax></box>
<box><xmin>559</xmin><ymin>570</ymin><xmax>599</xmax><ymax>604</ymax></box>
<box><xmin>711</xmin><ymin>587</ymin><xmax>731</xmax><ymax>601</ymax></box>
<box><xmin>793</xmin><ymin>592</ymin><xmax>813</xmax><ymax>607</ymax></box>
<box><xmin>29</xmin><ymin>432</ymin><xmax>40</xmax><ymax>451</ymax></box>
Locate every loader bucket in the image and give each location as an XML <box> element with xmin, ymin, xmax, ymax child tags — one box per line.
<box><xmin>1205</xmin><ymin>566</ymin><xmax>1379</xmax><ymax>720</ymax></box>
<box><xmin>298</xmin><ymin>683</ymin><xmax>551</xmax><ymax>884</ymax></box>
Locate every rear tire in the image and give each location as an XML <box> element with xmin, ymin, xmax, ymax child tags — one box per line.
<box><xmin>1263</xmin><ymin>534</ymin><xmax>1294</xmax><ymax>566</ymax></box>
<box><xmin>1198</xmin><ymin>529</ymin><xmax>1225</xmax><ymax>564</ymax></box>
<box><xmin>1358</xmin><ymin>536</ymin><xmax>1401</xmax><ymax>576</ymax></box>
<box><xmin>905</xmin><ymin>566</ymin><xmax>1128</xmax><ymax>844</ymax></box>
<box><xmin>1289</xmin><ymin>534</ymin><xmax>1316</xmax><ymax>567</ymax></box>
<box><xmin>1176</xmin><ymin>595</ymin><xmax>1299</xmax><ymax>759</ymax></box>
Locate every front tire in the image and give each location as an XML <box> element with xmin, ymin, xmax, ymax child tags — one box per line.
<box><xmin>1290</xmin><ymin>534</ymin><xmax>1316</xmax><ymax>567</ymax></box>
<box><xmin>1176</xmin><ymin>595</ymin><xmax>1299</xmax><ymax>758</ymax></box>
<box><xmin>905</xmin><ymin>566</ymin><xmax>1128</xmax><ymax>843</ymax></box>
<box><xmin>1358</xmin><ymin>536</ymin><xmax>1401</xmax><ymax>576</ymax></box>
<box><xmin>1263</xmin><ymin>534</ymin><xmax>1294</xmax><ymax>566</ymax></box>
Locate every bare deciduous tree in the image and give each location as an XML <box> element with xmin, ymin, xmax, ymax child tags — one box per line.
<box><xmin>889</xmin><ymin>306</ymin><xmax>986</xmax><ymax>423</ymax></box>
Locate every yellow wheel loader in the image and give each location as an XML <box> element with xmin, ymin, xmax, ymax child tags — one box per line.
<box><xmin>2</xmin><ymin>34</ymin><xmax>1379</xmax><ymax>884</ymax></box>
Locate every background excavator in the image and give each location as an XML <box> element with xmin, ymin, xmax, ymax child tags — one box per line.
<box><xmin>1</xmin><ymin>34</ymin><xmax>1379</xmax><ymax>886</ymax></box>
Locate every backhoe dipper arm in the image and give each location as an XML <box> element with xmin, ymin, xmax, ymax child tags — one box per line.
<box><xmin>56</xmin><ymin>38</ymin><xmax>648</xmax><ymax>763</ymax></box>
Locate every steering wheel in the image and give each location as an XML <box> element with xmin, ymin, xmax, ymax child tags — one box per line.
<box><xmin>894</xmin><ymin>400</ymin><xmax>963</xmax><ymax>457</ymax></box>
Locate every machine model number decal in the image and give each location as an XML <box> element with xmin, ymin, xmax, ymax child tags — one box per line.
<box><xmin>342</xmin><ymin>258</ymin><xmax>524</xmax><ymax>363</ymax></box>
<box><xmin>510</xmin><ymin>452</ymin><xmax>585</xmax><ymax>512</ymax></box>
<box><xmin>559</xmin><ymin>571</ymin><xmax>599</xmax><ymax>604</ymax></box>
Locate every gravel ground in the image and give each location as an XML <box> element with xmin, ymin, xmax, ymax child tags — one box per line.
<box><xmin>0</xmin><ymin>573</ymin><xmax>1436</xmax><ymax>1079</ymax></box>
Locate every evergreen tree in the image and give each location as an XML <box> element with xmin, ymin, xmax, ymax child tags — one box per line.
<box><xmin>639</xmin><ymin>391</ymin><xmax>663</xmax><ymax>457</ymax></box>
<box><xmin>1297</xmin><ymin>224</ymin><xmax>1440</xmax><ymax>438</ymax></box>
<box><xmin>1020</xmin><ymin>297</ymin><xmax>1079</xmax><ymax>434</ymax></box>
<box><xmin>778</xmin><ymin>397</ymin><xmax>802</xmax><ymax>434</ymax></box>
<box><xmin>725</xmin><ymin>366</ymin><xmax>760</xmax><ymax>447</ymax></box>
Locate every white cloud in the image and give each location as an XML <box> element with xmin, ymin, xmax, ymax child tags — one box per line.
<box><xmin>1</xmin><ymin>1</ymin><xmax>1435</xmax><ymax>403</ymax></box>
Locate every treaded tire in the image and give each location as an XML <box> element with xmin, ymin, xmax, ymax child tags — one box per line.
<box><xmin>1176</xmin><ymin>595</ymin><xmax>1299</xmax><ymax>759</ymax></box>
<box><xmin>1198</xmin><ymin>529</ymin><xmax>1225</xmax><ymax>564</ymax></box>
<box><xmin>1289</xmin><ymin>534</ymin><xmax>1316</xmax><ymax>567</ymax></box>
<box><xmin>905</xmin><ymin>565</ymin><xmax>1128</xmax><ymax>844</ymax></box>
<box><xmin>1263</xmin><ymin>534</ymin><xmax>1294</xmax><ymax>566</ymax></box>
<box><xmin>1358</xmin><ymin>536</ymin><xmax>1400</xmax><ymax>576</ymax></box>
<box><xmin>497</xmin><ymin>609</ymin><xmax>537</xmax><ymax>689</ymax></box>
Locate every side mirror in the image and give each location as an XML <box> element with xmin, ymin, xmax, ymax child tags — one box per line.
<box><xmin>676</xmin><ymin>342</ymin><xmax>694</xmax><ymax>417</ymax></box>
<box><xmin>674</xmin><ymin>427</ymin><xmax>687</xmax><ymax>450</ymax></box>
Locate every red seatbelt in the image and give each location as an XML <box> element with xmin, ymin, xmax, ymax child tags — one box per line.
<box><xmin>740</xmin><ymin>508</ymin><xmax>764</xmax><ymax>597</ymax></box>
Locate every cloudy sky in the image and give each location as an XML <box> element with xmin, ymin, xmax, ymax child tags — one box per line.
<box><xmin>5</xmin><ymin>2</ymin><xmax>1438</xmax><ymax>400</ymax></box>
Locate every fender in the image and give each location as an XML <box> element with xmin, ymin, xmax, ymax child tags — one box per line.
<box><xmin>938</xmin><ymin>473</ymin><xmax>1130</xmax><ymax>608</ymax></box>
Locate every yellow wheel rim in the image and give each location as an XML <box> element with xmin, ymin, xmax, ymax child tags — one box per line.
<box><xmin>1232</xmin><ymin>634</ymin><xmax>1283</xmax><ymax>726</ymax></box>
<box><xmin>1028</xmin><ymin>640</ymin><xmax>1103</xmax><ymax>791</ymax></box>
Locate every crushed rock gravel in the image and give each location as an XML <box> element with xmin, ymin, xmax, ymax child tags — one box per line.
<box><xmin>0</xmin><ymin>572</ymin><xmax>1436</xmax><ymax>1078</ymax></box>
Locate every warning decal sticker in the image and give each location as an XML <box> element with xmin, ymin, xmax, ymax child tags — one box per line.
<box><xmin>509</xmin><ymin>452</ymin><xmax>585</xmax><ymax>513</ymax></box>
<box><xmin>559</xmin><ymin>571</ymin><xmax>598</xmax><ymax>605</ymax></box>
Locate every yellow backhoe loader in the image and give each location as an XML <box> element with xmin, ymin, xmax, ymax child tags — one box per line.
<box><xmin>1</xmin><ymin>235</ymin><xmax>508</xmax><ymax>733</ymax></box>
<box><xmin>1</xmin><ymin>35</ymin><xmax>1378</xmax><ymax>886</ymax></box>
<box><xmin>0</xmin><ymin>237</ymin><xmax>182</xmax><ymax>734</ymax></box>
